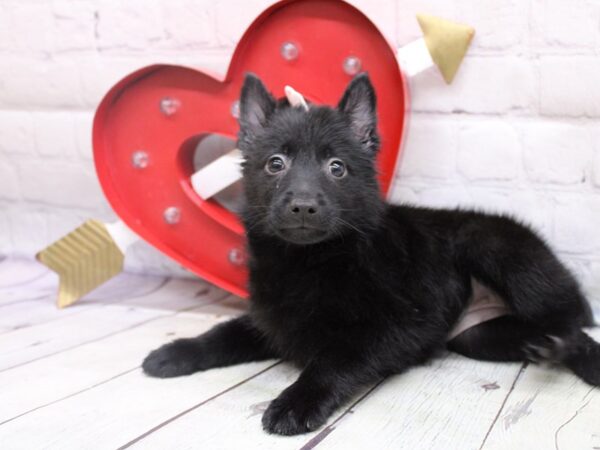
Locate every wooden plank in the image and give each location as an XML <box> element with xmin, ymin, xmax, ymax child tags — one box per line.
<box><xmin>306</xmin><ymin>354</ymin><xmax>523</xmax><ymax>450</ymax></box>
<box><xmin>0</xmin><ymin>304</ymin><xmax>166</xmax><ymax>372</ymax></box>
<box><xmin>82</xmin><ymin>272</ymin><xmax>169</xmax><ymax>304</ymax></box>
<box><xmin>0</xmin><ymin>264</ymin><xmax>167</xmax><ymax>307</ymax></box>
<box><xmin>0</xmin><ymin>270</ymin><xmax>55</xmax><ymax>306</ymax></box>
<box><xmin>481</xmin><ymin>328</ymin><xmax>600</xmax><ymax>450</ymax></box>
<box><xmin>118</xmin><ymin>277</ymin><xmax>226</xmax><ymax>311</ymax></box>
<box><xmin>196</xmin><ymin>294</ymin><xmax>248</xmax><ymax>318</ymax></box>
<box><xmin>0</xmin><ymin>277</ymin><xmax>225</xmax><ymax>372</ymax></box>
<box><xmin>0</xmin><ymin>308</ymin><xmax>236</xmax><ymax>425</ymax></box>
<box><xmin>125</xmin><ymin>363</ymin><xmax>307</xmax><ymax>449</ymax></box>
<box><xmin>0</xmin><ymin>295</ymin><xmax>98</xmax><ymax>332</ymax></box>
<box><xmin>0</xmin><ymin>273</ymin><xmax>223</xmax><ymax>334</ymax></box>
<box><xmin>0</xmin><ymin>258</ymin><xmax>48</xmax><ymax>288</ymax></box>
<box><xmin>0</xmin><ymin>360</ymin><xmax>278</xmax><ymax>450</ymax></box>
<box><xmin>125</xmin><ymin>364</ymin><xmax>377</xmax><ymax>450</ymax></box>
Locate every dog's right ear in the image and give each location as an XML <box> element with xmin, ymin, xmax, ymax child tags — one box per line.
<box><xmin>337</xmin><ymin>73</ymin><xmax>378</xmax><ymax>153</ymax></box>
<box><xmin>238</xmin><ymin>73</ymin><xmax>276</xmax><ymax>140</ymax></box>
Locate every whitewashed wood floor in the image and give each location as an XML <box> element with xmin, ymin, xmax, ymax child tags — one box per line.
<box><xmin>1</xmin><ymin>256</ymin><xmax>599</xmax><ymax>450</ymax></box>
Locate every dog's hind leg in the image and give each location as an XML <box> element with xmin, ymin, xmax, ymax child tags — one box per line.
<box><xmin>455</xmin><ymin>215</ymin><xmax>598</xmax><ymax>384</ymax></box>
<box><xmin>447</xmin><ymin>315</ymin><xmax>540</xmax><ymax>362</ymax></box>
<box><xmin>448</xmin><ymin>317</ymin><xmax>600</xmax><ymax>385</ymax></box>
<box><xmin>457</xmin><ymin>216</ymin><xmax>593</xmax><ymax>334</ymax></box>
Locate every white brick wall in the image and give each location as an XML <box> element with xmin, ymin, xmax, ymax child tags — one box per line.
<box><xmin>457</xmin><ymin>122</ymin><xmax>521</xmax><ymax>181</ymax></box>
<box><xmin>0</xmin><ymin>0</ymin><xmax>599</xmax><ymax>310</ymax></box>
<box><xmin>540</xmin><ymin>57</ymin><xmax>600</xmax><ymax>117</ymax></box>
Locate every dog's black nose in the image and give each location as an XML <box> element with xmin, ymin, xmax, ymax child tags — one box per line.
<box><xmin>289</xmin><ymin>198</ymin><xmax>319</xmax><ymax>217</ymax></box>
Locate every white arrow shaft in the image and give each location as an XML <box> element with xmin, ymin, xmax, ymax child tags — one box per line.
<box><xmin>191</xmin><ymin>148</ymin><xmax>244</xmax><ymax>200</ymax></box>
<box><xmin>397</xmin><ymin>37</ymin><xmax>434</xmax><ymax>77</ymax></box>
<box><xmin>105</xmin><ymin>220</ymin><xmax>139</xmax><ymax>254</ymax></box>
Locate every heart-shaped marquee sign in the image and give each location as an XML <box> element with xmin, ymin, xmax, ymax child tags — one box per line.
<box><xmin>92</xmin><ymin>0</ymin><xmax>408</xmax><ymax>297</ymax></box>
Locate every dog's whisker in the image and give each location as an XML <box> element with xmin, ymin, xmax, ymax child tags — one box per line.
<box><xmin>333</xmin><ymin>217</ymin><xmax>367</xmax><ymax>238</ymax></box>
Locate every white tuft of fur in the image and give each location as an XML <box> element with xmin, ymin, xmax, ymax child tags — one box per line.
<box><xmin>284</xmin><ymin>85</ymin><xmax>309</xmax><ymax>112</ymax></box>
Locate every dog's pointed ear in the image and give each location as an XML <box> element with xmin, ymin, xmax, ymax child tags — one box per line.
<box><xmin>239</xmin><ymin>73</ymin><xmax>276</xmax><ymax>139</ymax></box>
<box><xmin>337</xmin><ymin>73</ymin><xmax>379</xmax><ymax>153</ymax></box>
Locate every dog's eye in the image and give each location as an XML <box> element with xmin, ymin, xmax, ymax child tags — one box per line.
<box><xmin>328</xmin><ymin>159</ymin><xmax>346</xmax><ymax>178</ymax></box>
<box><xmin>266</xmin><ymin>155</ymin><xmax>286</xmax><ymax>174</ymax></box>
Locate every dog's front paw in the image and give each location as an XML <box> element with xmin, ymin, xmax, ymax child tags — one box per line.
<box><xmin>142</xmin><ymin>339</ymin><xmax>203</xmax><ymax>378</ymax></box>
<box><xmin>261</xmin><ymin>390</ymin><xmax>328</xmax><ymax>435</ymax></box>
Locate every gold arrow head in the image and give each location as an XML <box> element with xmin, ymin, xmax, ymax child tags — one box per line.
<box><xmin>36</xmin><ymin>219</ymin><xmax>124</xmax><ymax>308</ymax></box>
<box><xmin>417</xmin><ymin>14</ymin><xmax>475</xmax><ymax>84</ymax></box>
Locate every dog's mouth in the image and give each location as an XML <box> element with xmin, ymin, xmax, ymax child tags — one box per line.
<box><xmin>276</xmin><ymin>226</ymin><xmax>329</xmax><ymax>245</ymax></box>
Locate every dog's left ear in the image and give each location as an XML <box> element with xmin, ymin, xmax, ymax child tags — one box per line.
<box><xmin>238</xmin><ymin>73</ymin><xmax>276</xmax><ymax>141</ymax></box>
<box><xmin>337</xmin><ymin>73</ymin><xmax>378</xmax><ymax>153</ymax></box>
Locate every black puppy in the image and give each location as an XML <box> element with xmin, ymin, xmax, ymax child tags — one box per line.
<box><xmin>143</xmin><ymin>73</ymin><xmax>600</xmax><ymax>435</ymax></box>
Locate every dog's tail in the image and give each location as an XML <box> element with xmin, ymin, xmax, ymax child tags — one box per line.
<box><xmin>525</xmin><ymin>329</ymin><xmax>600</xmax><ymax>386</ymax></box>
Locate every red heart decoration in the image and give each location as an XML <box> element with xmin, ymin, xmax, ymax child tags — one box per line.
<box><xmin>93</xmin><ymin>0</ymin><xmax>409</xmax><ymax>298</ymax></box>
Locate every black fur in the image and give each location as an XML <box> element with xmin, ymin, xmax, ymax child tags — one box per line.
<box><xmin>143</xmin><ymin>73</ymin><xmax>600</xmax><ymax>435</ymax></box>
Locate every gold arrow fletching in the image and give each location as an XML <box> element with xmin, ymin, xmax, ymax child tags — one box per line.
<box><xmin>36</xmin><ymin>219</ymin><xmax>124</xmax><ymax>308</ymax></box>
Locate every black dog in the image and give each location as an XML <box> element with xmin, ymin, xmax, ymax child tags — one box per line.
<box><xmin>143</xmin><ymin>73</ymin><xmax>600</xmax><ymax>435</ymax></box>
